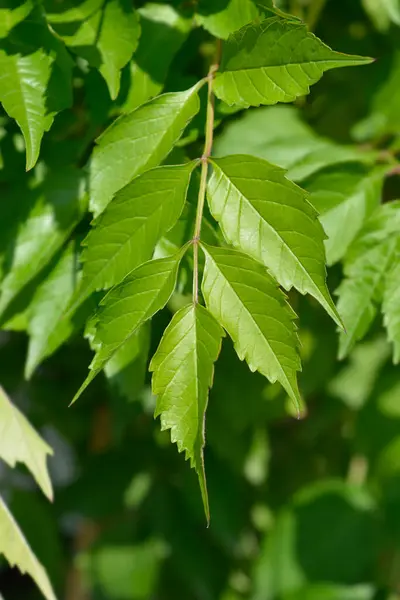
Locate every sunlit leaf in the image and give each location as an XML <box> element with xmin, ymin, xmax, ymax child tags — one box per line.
<box><xmin>89</xmin><ymin>85</ymin><xmax>201</xmax><ymax>215</ymax></box>
<box><xmin>151</xmin><ymin>303</ymin><xmax>224</xmax><ymax>521</ymax></box>
<box><xmin>197</xmin><ymin>0</ymin><xmax>259</xmax><ymax>40</ymax></box>
<box><xmin>72</xmin><ymin>162</ymin><xmax>196</xmax><ymax>310</ymax></box>
<box><xmin>383</xmin><ymin>261</ymin><xmax>400</xmax><ymax>363</ymax></box>
<box><xmin>73</xmin><ymin>252</ymin><xmax>185</xmax><ymax>403</ymax></box>
<box><xmin>207</xmin><ymin>155</ymin><xmax>341</xmax><ymax>326</ymax></box>
<box><xmin>214</xmin><ymin>17</ymin><xmax>372</xmax><ymax>107</ymax></box>
<box><xmin>201</xmin><ymin>244</ymin><xmax>302</xmax><ymax>411</ymax></box>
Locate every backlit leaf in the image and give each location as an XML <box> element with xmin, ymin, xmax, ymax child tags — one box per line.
<box><xmin>197</xmin><ymin>0</ymin><xmax>258</xmax><ymax>40</ymax></box>
<box><xmin>207</xmin><ymin>155</ymin><xmax>341</xmax><ymax>326</ymax></box>
<box><xmin>0</xmin><ymin>386</ymin><xmax>53</xmax><ymax>499</ymax></box>
<box><xmin>151</xmin><ymin>304</ymin><xmax>224</xmax><ymax>520</ymax></box>
<box><xmin>383</xmin><ymin>262</ymin><xmax>400</xmax><ymax>363</ymax></box>
<box><xmin>0</xmin><ymin>496</ymin><xmax>56</xmax><ymax>600</ymax></box>
<box><xmin>201</xmin><ymin>244</ymin><xmax>301</xmax><ymax>411</ymax></box>
<box><xmin>213</xmin><ymin>17</ymin><xmax>372</xmax><ymax>107</ymax></box>
<box><xmin>89</xmin><ymin>85</ymin><xmax>201</xmax><ymax>215</ymax></box>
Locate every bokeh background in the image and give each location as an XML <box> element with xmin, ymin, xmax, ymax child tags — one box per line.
<box><xmin>1</xmin><ymin>0</ymin><xmax>400</xmax><ymax>598</ymax></box>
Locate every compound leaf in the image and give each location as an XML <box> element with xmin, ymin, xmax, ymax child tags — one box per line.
<box><xmin>213</xmin><ymin>17</ymin><xmax>372</xmax><ymax>107</ymax></box>
<box><xmin>201</xmin><ymin>244</ymin><xmax>302</xmax><ymax>411</ymax></box>
<box><xmin>207</xmin><ymin>155</ymin><xmax>341</xmax><ymax>326</ymax></box>
<box><xmin>150</xmin><ymin>304</ymin><xmax>224</xmax><ymax>521</ymax></box>
<box><xmin>89</xmin><ymin>85</ymin><xmax>201</xmax><ymax>215</ymax></box>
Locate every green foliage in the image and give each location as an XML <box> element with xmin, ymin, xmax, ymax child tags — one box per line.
<box><xmin>2</xmin><ymin>1</ymin><xmax>400</xmax><ymax>599</ymax></box>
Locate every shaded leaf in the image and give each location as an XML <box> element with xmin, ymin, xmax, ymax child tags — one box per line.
<box><xmin>0</xmin><ymin>168</ymin><xmax>87</xmax><ymax>318</ymax></box>
<box><xmin>201</xmin><ymin>244</ymin><xmax>301</xmax><ymax>410</ymax></box>
<box><xmin>383</xmin><ymin>261</ymin><xmax>400</xmax><ymax>363</ymax></box>
<box><xmin>0</xmin><ymin>8</ymin><xmax>73</xmax><ymax>169</ymax></box>
<box><xmin>73</xmin><ymin>162</ymin><xmax>196</xmax><ymax>311</ymax></box>
<box><xmin>213</xmin><ymin>17</ymin><xmax>372</xmax><ymax>107</ymax></box>
<box><xmin>208</xmin><ymin>155</ymin><xmax>341</xmax><ymax>326</ymax></box>
<box><xmin>89</xmin><ymin>85</ymin><xmax>200</xmax><ymax>215</ymax></box>
<box><xmin>55</xmin><ymin>0</ymin><xmax>140</xmax><ymax>99</ymax></box>
<box><xmin>0</xmin><ymin>386</ymin><xmax>53</xmax><ymax>499</ymax></box>
<box><xmin>306</xmin><ymin>165</ymin><xmax>385</xmax><ymax>265</ymax></box>
<box><xmin>151</xmin><ymin>304</ymin><xmax>224</xmax><ymax>521</ymax></box>
<box><xmin>213</xmin><ymin>106</ymin><xmax>373</xmax><ymax>182</ymax></box>
<box><xmin>121</xmin><ymin>3</ymin><xmax>192</xmax><ymax>112</ymax></box>
<box><xmin>197</xmin><ymin>0</ymin><xmax>259</xmax><ymax>40</ymax></box>
<box><xmin>25</xmin><ymin>241</ymin><xmax>92</xmax><ymax>379</ymax></box>
<box><xmin>0</xmin><ymin>0</ymin><xmax>34</xmax><ymax>38</ymax></box>
<box><xmin>337</xmin><ymin>202</ymin><xmax>400</xmax><ymax>358</ymax></box>
<box><xmin>73</xmin><ymin>252</ymin><xmax>185</xmax><ymax>403</ymax></box>
<box><xmin>0</xmin><ymin>496</ymin><xmax>56</xmax><ymax>600</ymax></box>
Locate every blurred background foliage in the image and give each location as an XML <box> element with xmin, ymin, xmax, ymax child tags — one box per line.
<box><xmin>2</xmin><ymin>0</ymin><xmax>400</xmax><ymax>599</ymax></box>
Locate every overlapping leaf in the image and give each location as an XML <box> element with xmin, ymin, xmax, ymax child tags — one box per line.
<box><xmin>122</xmin><ymin>3</ymin><xmax>192</xmax><ymax>112</ymax></box>
<box><xmin>196</xmin><ymin>0</ymin><xmax>259</xmax><ymax>40</ymax></box>
<box><xmin>151</xmin><ymin>304</ymin><xmax>224</xmax><ymax>520</ymax></box>
<box><xmin>201</xmin><ymin>244</ymin><xmax>301</xmax><ymax>410</ymax></box>
<box><xmin>207</xmin><ymin>155</ymin><xmax>341</xmax><ymax>326</ymax></box>
<box><xmin>0</xmin><ymin>168</ymin><xmax>87</xmax><ymax>317</ymax></box>
<box><xmin>25</xmin><ymin>241</ymin><xmax>92</xmax><ymax>379</ymax></box>
<box><xmin>54</xmin><ymin>0</ymin><xmax>140</xmax><ymax>100</ymax></box>
<box><xmin>89</xmin><ymin>85</ymin><xmax>201</xmax><ymax>215</ymax></box>
<box><xmin>0</xmin><ymin>0</ymin><xmax>34</xmax><ymax>37</ymax></box>
<box><xmin>73</xmin><ymin>162</ymin><xmax>196</xmax><ymax>310</ymax></box>
<box><xmin>73</xmin><ymin>252</ymin><xmax>185</xmax><ymax>403</ymax></box>
<box><xmin>383</xmin><ymin>262</ymin><xmax>400</xmax><ymax>363</ymax></box>
<box><xmin>306</xmin><ymin>165</ymin><xmax>385</xmax><ymax>265</ymax></box>
<box><xmin>0</xmin><ymin>496</ymin><xmax>56</xmax><ymax>600</ymax></box>
<box><xmin>0</xmin><ymin>386</ymin><xmax>53</xmax><ymax>499</ymax></box>
<box><xmin>45</xmin><ymin>0</ymin><xmax>104</xmax><ymax>23</ymax></box>
<box><xmin>0</xmin><ymin>8</ymin><xmax>73</xmax><ymax>169</ymax></box>
<box><xmin>337</xmin><ymin>202</ymin><xmax>400</xmax><ymax>359</ymax></box>
<box><xmin>213</xmin><ymin>17</ymin><xmax>372</xmax><ymax>107</ymax></box>
<box><xmin>213</xmin><ymin>106</ymin><xmax>375</xmax><ymax>183</ymax></box>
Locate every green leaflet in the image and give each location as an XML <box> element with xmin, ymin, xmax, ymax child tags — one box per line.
<box><xmin>89</xmin><ymin>85</ymin><xmax>201</xmax><ymax>215</ymax></box>
<box><xmin>150</xmin><ymin>304</ymin><xmax>224</xmax><ymax>521</ymax></box>
<box><xmin>362</xmin><ymin>0</ymin><xmax>400</xmax><ymax>30</ymax></box>
<box><xmin>25</xmin><ymin>241</ymin><xmax>92</xmax><ymax>379</ymax></box>
<box><xmin>207</xmin><ymin>155</ymin><xmax>341</xmax><ymax>327</ymax></box>
<box><xmin>0</xmin><ymin>386</ymin><xmax>53</xmax><ymax>499</ymax></box>
<box><xmin>0</xmin><ymin>8</ymin><xmax>73</xmax><ymax>170</ymax></box>
<box><xmin>213</xmin><ymin>17</ymin><xmax>372</xmax><ymax>107</ymax></box>
<box><xmin>54</xmin><ymin>0</ymin><xmax>140</xmax><ymax>100</ymax></box>
<box><xmin>44</xmin><ymin>0</ymin><xmax>104</xmax><ymax>23</ymax></box>
<box><xmin>0</xmin><ymin>0</ymin><xmax>34</xmax><ymax>37</ymax></box>
<box><xmin>337</xmin><ymin>202</ymin><xmax>400</xmax><ymax>359</ymax></box>
<box><xmin>201</xmin><ymin>244</ymin><xmax>302</xmax><ymax>411</ymax></box>
<box><xmin>0</xmin><ymin>168</ymin><xmax>87</xmax><ymax>318</ymax></box>
<box><xmin>306</xmin><ymin>165</ymin><xmax>385</xmax><ymax>265</ymax></box>
<box><xmin>72</xmin><ymin>252</ymin><xmax>185</xmax><ymax>403</ymax></box>
<box><xmin>213</xmin><ymin>106</ymin><xmax>375</xmax><ymax>183</ymax></box>
<box><xmin>196</xmin><ymin>0</ymin><xmax>259</xmax><ymax>40</ymax></box>
<box><xmin>72</xmin><ymin>162</ymin><xmax>197</xmax><ymax>311</ymax></box>
<box><xmin>383</xmin><ymin>262</ymin><xmax>400</xmax><ymax>364</ymax></box>
<box><xmin>121</xmin><ymin>4</ymin><xmax>192</xmax><ymax>112</ymax></box>
<box><xmin>0</xmin><ymin>496</ymin><xmax>56</xmax><ymax>600</ymax></box>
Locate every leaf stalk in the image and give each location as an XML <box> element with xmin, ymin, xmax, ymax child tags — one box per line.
<box><xmin>192</xmin><ymin>44</ymin><xmax>221</xmax><ymax>304</ymax></box>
